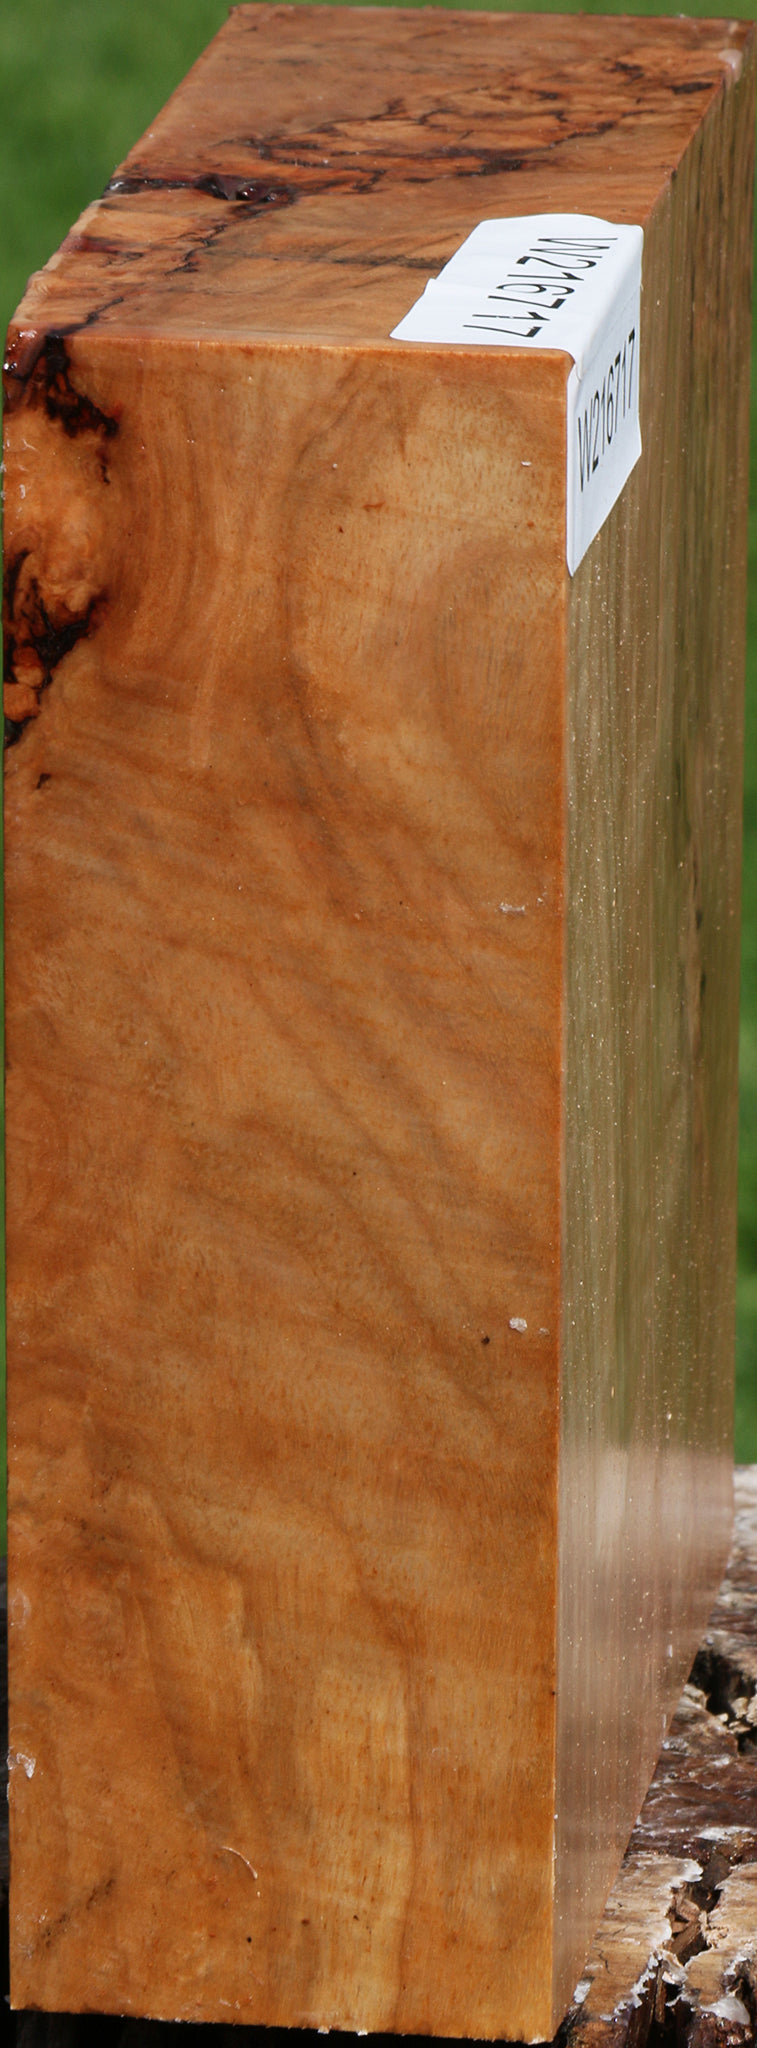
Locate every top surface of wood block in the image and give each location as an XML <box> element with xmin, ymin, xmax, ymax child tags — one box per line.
<box><xmin>7</xmin><ymin>5</ymin><xmax>754</xmax><ymax>354</ymax></box>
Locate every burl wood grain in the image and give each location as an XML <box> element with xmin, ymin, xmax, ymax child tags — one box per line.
<box><xmin>5</xmin><ymin>337</ymin><xmax>568</xmax><ymax>2037</ymax></box>
<box><xmin>2</xmin><ymin>8</ymin><xmax>754</xmax><ymax>2039</ymax></box>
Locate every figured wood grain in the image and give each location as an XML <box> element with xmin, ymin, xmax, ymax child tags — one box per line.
<box><xmin>2</xmin><ymin>8</ymin><xmax>755</xmax><ymax>2040</ymax></box>
<box><xmin>7</xmin><ymin>1476</ymin><xmax>757</xmax><ymax>2048</ymax></box>
<box><xmin>4</xmin><ymin>7</ymin><xmax>752</xmax><ymax>360</ymax></box>
<box><xmin>5</xmin><ymin>335</ymin><xmax>569</xmax><ymax>2038</ymax></box>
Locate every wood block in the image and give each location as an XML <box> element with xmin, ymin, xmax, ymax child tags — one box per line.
<box><xmin>3</xmin><ymin>8</ymin><xmax>755</xmax><ymax>2037</ymax></box>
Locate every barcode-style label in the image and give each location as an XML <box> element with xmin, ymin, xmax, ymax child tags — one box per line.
<box><xmin>390</xmin><ymin>215</ymin><xmax>643</xmax><ymax>573</ymax></box>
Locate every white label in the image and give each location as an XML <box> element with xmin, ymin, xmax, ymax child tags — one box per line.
<box><xmin>390</xmin><ymin>214</ymin><xmax>642</xmax><ymax>573</ymax></box>
<box><xmin>565</xmin><ymin>286</ymin><xmax>640</xmax><ymax>574</ymax></box>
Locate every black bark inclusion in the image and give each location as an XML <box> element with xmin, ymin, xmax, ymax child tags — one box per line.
<box><xmin>3</xmin><ymin>335</ymin><xmax>115</xmax><ymax>748</ymax></box>
<box><xmin>4</xmin><ymin>571</ymin><xmax>99</xmax><ymax>749</ymax></box>
<box><xmin>106</xmin><ymin>169</ymin><xmax>295</xmax><ymax>212</ymax></box>
<box><xmin>40</xmin><ymin>334</ymin><xmax>118</xmax><ymax>439</ymax></box>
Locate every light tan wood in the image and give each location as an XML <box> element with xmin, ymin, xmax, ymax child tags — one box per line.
<box><xmin>2</xmin><ymin>9</ymin><xmax>754</xmax><ymax>2038</ymax></box>
<box><xmin>556</xmin><ymin>42</ymin><xmax>756</xmax><ymax>2013</ymax></box>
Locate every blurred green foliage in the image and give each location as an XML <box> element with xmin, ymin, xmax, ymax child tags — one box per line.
<box><xmin>1</xmin><ymin>0</ymin><xmax>757</xmax><ymax>1537</ymax></box>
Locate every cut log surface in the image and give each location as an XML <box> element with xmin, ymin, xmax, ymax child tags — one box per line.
<box><xmin>3</xmin><ymin>8</ymin><xmax>755</xmax><ymax>2040</ymax></box>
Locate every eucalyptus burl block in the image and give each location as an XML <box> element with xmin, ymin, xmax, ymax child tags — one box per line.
<box><xmin>3</xmin><ymin>8</ymin><xmax>755</xmax><ymax>2038</ymax></box>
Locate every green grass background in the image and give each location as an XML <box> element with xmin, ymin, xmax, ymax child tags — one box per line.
<box><xmin>2</xmin><ymin>0</ymin><xmax>757</xmax><ymax>1529</ymax></box>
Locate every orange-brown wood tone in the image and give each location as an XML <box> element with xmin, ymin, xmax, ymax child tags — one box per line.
<box><xmin>2</xmin><ymin>9</ymin><xmax>754</xmax><ymax>2038</ymax></box>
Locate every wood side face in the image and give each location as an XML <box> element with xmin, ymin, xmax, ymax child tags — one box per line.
<box><xmin>4</xmin><ymin>335</ymin><xmax>567</xmax><ymax>2035</ymax></box>
<box><xmin>555</xmin><ymin>43</ymin><xmax>757</xmax><ymax>2019</ymax></box>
